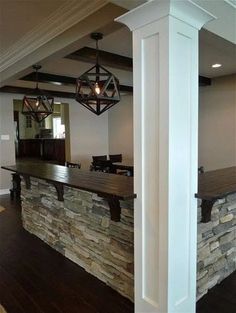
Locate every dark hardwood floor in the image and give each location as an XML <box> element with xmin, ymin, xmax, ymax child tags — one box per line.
<box><xmin>196</xmin><ymin>271</ymin><xmax>236</xmax><ymax>313</ymax></box>
<box><xmin>0</xmin><ymin>194</ymin><xmax>235</xmax><ymax>313</ymax></box>
<box><xmin>0</xmin><ymin>195</ymin><xmax>134</xmax><ymax>313</ymax></box>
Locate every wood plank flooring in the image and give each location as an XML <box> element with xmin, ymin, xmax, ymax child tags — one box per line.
<box><xmin>0</xmin><ymin>195</ymin><xmax>235</xmax><ymax>313</ymax></box>
<box><xmin>0</xmin><ymin>195</ymin><xmax>134</xmax><ymax>313</ymax></box>
<box><xmin>196</xmin><ymin>270</ymin><xmax>236</xmax><ymax>313</ymax></box>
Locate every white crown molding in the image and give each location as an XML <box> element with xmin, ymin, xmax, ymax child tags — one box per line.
<box><xmin>0</xmin><ymin>189</ymin><xmax>10</xmax><ymax>195</ymax></box>
<box><xmin>224</xmin><ymin>0</ymin><xmax>236</xmax><ymax>9</ymax></box>
<box><xmin>115</xmin><ymin>0</ymin><xmax>216</xmax><ymax>31</ymax></box>
<box><xmin>0</xmin><ymin>0</ymin><xmax>108</xmax><ymax>72</ymax></box>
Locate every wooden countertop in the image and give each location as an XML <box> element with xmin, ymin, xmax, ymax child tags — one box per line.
<box><xmin>1</xmin><ymin>163</ymin><xmax>136</xmax><ymax>201</ymax></box>
<box><xmin>19</xmin><ymin>138</ymin><xmax>65</xmax><ymax>140</ymax></box>
<box><xmin>196</xmin><ymin>166</ymin><xmax>236</xmax><ymax>201</ymax></box>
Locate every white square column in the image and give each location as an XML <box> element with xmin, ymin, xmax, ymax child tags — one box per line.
<box><xmin>116</xmin><ymin>1</ymin><xmax>215</xmax><ymax>313</ymax></box>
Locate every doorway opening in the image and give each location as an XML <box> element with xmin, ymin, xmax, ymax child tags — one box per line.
<box><xmin>13</xmin><ymin>100</ymin><xmax>70</xmax><ymax>165</ymax></box>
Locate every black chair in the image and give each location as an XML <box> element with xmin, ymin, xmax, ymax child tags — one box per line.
<box><xmin>109</xmin><ymin>154</ymin><xmax>122</xmax><ymax>163</ymax></box>
<box><xmin>91</xmin><ymin>155</ymin><xmax>110</xmax><ymax>172</ymax></box>
<box><xmin>92</xmin><ymin>155</ymin><xmax>107</xmax><ymax>162</ymax></box>
<box><xmin>65</xmin><ymin>161</ymin><xmax>81</xmax><ymax>169</ymax></box>
<box><xmin>109</xmin><ymin>154</ymin><xmax>129</xmax><ymax>175</ymax></box>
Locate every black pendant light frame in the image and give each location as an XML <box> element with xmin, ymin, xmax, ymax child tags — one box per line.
<box><xmin>75</xmin><ymin>33</ymin><xmax>121</xmax><ymax>116</ymax></box>
<box><xmin>22</xmin><ymin>65</ymin><xmax>54</xmax><ymax>123</ymax></box>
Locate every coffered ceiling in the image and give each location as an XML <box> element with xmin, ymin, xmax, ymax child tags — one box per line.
<box><xmin>0</xmin><ymin>0</ymin><xmax>235</xmax><ymax>93</ymax></box>
<box><xmin>0</xmin><ymin>0</ymin><xmax>68</xmax><ymax>52</ymax></box>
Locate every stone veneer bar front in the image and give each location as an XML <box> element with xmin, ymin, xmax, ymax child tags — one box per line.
<box><xmin>197</xmin><ymin>194</ymin><xmax>236</xmax><ymax>300</ymax></box>
<box><xmin>2</xmin><ymin>164</ymin><xmax>236</xmax><ymax>303</ymax></box>
<box><xmin>21</xmin><ymin>177</ymin><xmax>134</xmax><ymax>301</ymax></box>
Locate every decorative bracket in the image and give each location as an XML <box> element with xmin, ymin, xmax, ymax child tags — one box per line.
<box><xmin>107</xmin><ymin>196</ymin><xmax>121</xmax><ymax>222</ymax></box>
<box><xmin>22</xmin><ymin>175</ymin><xmax>31</xmax><ymax>189</ymax></box>
<box><xmin>51</xmin><ymin>182</ymin><xmax>64</xmax><ymax>201</ymax></box>
<box><xmin>201</xmin><ymin>199</ymin><xmax>216</xmax><ymax>223</ymax></box>
<box><xmin>97</xmin><ymin>193</ymin><xmax>121</xmax><ymax>222</ymax></box>
<box><xmin>16</xmin><ymin>173</ymin><xmax>121</xmax><ymax>221</ymax></box>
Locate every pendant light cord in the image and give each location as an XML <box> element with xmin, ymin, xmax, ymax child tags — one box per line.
<box><xmin>35</xmin><ymin>68</ymin><xmax>39</xmax><ymax>89</ymax></box>
<box><xmin>96</xmin><ymin>39</ymin><xmax>99</xmax><ymax>65</ymax></box>
<box><xmin>95</xmin><ymin>38</ymin><xmax>100</xmax><ymax>79</ymax></box>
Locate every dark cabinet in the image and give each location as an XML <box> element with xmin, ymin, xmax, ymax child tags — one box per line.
<box><xmin>42</xmin><ymin>139</ymin><xmax>65</xmax><ymax>165</ymax></box>
<box><xmin>19</xmin><ymin>139</ymin><xmax>41</xmax><ymax>158</ymax></box>
<box><xmin>18</xmin><ymin>139</ymin><xmax>65</xmax><ymax>165</ymax></box>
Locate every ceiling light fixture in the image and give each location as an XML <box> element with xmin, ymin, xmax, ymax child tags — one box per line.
<box><xmin>75</xmin><ymin>33</ymin><xmax>120</xmax><ymax>115</ymax></box>
<box><xmin>22</xmin><ymin>65</ymin><xmax>54</xmax><ymax>123</ymax></box>
<box><xmin>212</xmin><ymin>63</ymin><xmax>222</xmax><ymax>68</ymax></box>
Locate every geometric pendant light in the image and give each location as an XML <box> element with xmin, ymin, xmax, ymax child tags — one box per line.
<box><xmin>22</xmin><ymin>65</ymin><xmax>54</xmax><ymax>123</ymax></box>
<box><xmin>75</xmin><ymin>33</ymin><xmax>120</xmax><ymax>115</ymax></box>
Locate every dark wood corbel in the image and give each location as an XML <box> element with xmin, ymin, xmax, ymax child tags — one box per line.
<box><xmin>97</xmin><ymin>193</ymin><xmax>121</xmax><ymax>222</ymax></box>
<box><xmin>51</xmin><ymin>182</ymin><xmax>64</xmax><ymax>201</ymax></box>
<box><xmin>107</xmin><ymin>196</ymin><xmax>121</xmax><ymax>222</ymax></box>
<box><xmin>201</xmin><ymin>199</ymin><xmax>216</xmax><ymax>223</ymax></box>
<box><xmin>22</xmin><ymin>175</ymin><xmax>31</xmax><ymax>189</ymax></box>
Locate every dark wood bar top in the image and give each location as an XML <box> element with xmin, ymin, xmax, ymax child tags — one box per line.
<box><xmin>1</xmin><ymin>163</ymin><xmax>136</xmax><ymax>200</ymax></box>
<box><xmin>196</xmin><ymin>166</ymin><xmax>236</xmax><ymax>201</ymax></box>
<box><xmin>196</xmin><ymin>167</ymin><xmax>236</xmax><ymax>223</ymax></box>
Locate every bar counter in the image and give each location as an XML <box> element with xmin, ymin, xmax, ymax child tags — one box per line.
<box><xmin>2</xmin><ymin>163</ymin><xmax>135</xmax><ymax>200</ymax></box>
<box><xmin>2</xmin><ymin>163</ymin><xmax>136</xmax><ymax>222</ymax></box>
<box><xmin>196</xmin><ymin>166</ymin><xmax>236</xmax><ymax>222</ymax></box>
<box><xmin>1</xmin><ymin>164</ymin><xmax>236</xmax><ymax>301</ymax></box>
<box><xmin>196</xmin><ymin>167</ymin><xmax>236</xmax><ymax>299</ymax></box>
<box><xmin>2</xmin><ymin>163</ymin><xmax>135</xmax><ymax>301</ymax></box>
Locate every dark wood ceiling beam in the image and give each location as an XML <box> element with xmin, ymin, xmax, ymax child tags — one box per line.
<box><xmin>1</xmin><ymin>73</ymin><xmax>211</xmax><ymax>100</ymax></box>
<box><xmin>0</xmin><ymin>86</ymin><xmax>76</xmax><ymax>99</ymax></box>
<box><xmin>21</xmin><ymin>71</ymin><xmax>210</xmax><ymax>92</ymax></box>
<box><xmin>65</xmin><ymin>47</ymin><xmax>133</xmax><ymax>72</ymax></box>
<box><xmin>21</xmin><ymin>72</ymin><xmax>75</xmax><ymax>86</ymax></box>
<box><xmin>65</xmin><ymin>47</ymin><xmax>212</xmax><ymax>86</ymax></box>
<box><xmin>199</xmin><ymin>76</ymin><xmax>211</xmax><ymax>86</ymax></box>
<box><xmin>0</xmin><ymin>84</ymin><xmax>133</xmax><ymax>98</ymax></box>
<box><xmin>20</xmin><ymin>72</ymin><xmax>133</xmax><ymax>93</ymax></box>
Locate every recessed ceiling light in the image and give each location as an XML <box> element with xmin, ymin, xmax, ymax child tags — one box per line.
<box><xmin>212</xmin><ymin>63</ymin><xmax>222</xmax><ymax>68</ymax></box>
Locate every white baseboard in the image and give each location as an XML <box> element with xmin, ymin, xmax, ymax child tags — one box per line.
<box><xmin>0</xmin><ymin>189</ymin><xmax>10</xmax><ymax>195</ymax></box>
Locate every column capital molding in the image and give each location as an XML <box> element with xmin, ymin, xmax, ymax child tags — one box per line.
<box><xmin>115</xmin><ymin>0</ymin><xmax>216</xmax><ymax>31</ymax></box>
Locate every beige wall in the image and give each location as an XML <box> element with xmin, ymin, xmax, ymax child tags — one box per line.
<box><xmin>14</xmin><ymin>99</ymin><xmax>40</xmax><ymax>139</ymax></box>
<box><xmin>0</xmin><ymin>94</ymin><xmax>109</xmax><ymax>189</ymax></box>
<box><xmin>108</xmin><ymin>94</ymin><xmax>133</xmax><ymax>162</ymax></box>
<box><xmin>1</xmin><ymin>74</ymin><xmax>235</xmax><ymax>191</ymax></box>
<box><xmin>199</xmin><ymin>74</ymin><xmax>236</xmax><ymax>171</ymax></box>
<box><xmin>66</xmin><ymin>98</ymin><xmax>109</xmax><ymax>170</ymax></box>
<box><xmin>15</xmin><ymin>96</ymin><xmax>110</xmax><ymax>170</ymax></box>
<box><xmin>0</xmin><ymin>94</ymin><xmax>16</xmax><ymax>192</ymax></box>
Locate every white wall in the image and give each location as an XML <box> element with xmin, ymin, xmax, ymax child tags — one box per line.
<box><xmin>0</xmin><ymin>93</ymin><xmax>109</xmax><ymax>189</ymax></box>
<box><xmin>1</xmin><ymin>74</ymin><xmax>235</xmax><ymax>189</ymax></box>
<box><xmin>66</xmin><ymin>98</ymin><xmax>109</xmax><ymax>170</ymax></box>
<box><xmin>0</xmin><ymin>93</ymin><xmax>16</xmax><ymax>192</ymax></box>
<box><xmin>108</xmin><ymin>94</ymin><xmax>133</xmax><ymax>162</ymax></box>
<box><xmin>14</xmin><ymin>99</ymin><xmax>40</xmax><ymax>139</ymax></box>
<box><xmin>199</xmin><ymin>74</ymin><xmax>236</xmax><ymax>171</ymax></box>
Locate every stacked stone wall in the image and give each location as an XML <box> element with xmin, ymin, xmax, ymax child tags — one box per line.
<box><xmin>197</xmin><ymin>194</ymin><xmax>236</xmax><ymax>300</ymax></box>
<box><xmin>21</xmin><ymin>177</ymin><xmax>236</xmax><ymax>302</ymax></box>
<box><xmin>21</xmin><ymin>178</ymin><xmax>134</xmax><ymax>301</ymax></box>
